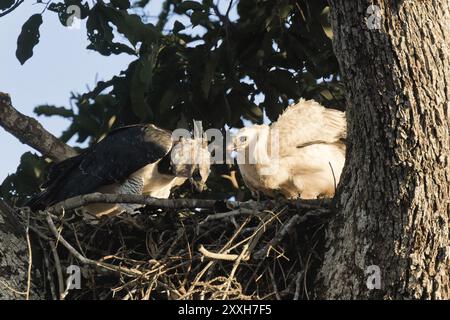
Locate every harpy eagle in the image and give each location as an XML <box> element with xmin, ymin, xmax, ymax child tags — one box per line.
<box><xmin>231</xmin><ymin>99</ymin><xmax>346</xmax><ymax>199</ymax></box>
<box><xmin>27</xmin><ymin>124</ymin><xmax>211</xmax><ymax>217</ymax></box>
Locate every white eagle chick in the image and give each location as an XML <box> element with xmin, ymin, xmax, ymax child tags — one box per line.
<box><xmin>232</xmin><ymin>99</ymin><xmax>346</xmax><ymax>199</ymax></box>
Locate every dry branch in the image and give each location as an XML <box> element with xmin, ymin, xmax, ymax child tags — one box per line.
<box><xmin>44</xmin><ymin>192</ymin><xmax>329</xmax><ymax>215</ymax></box>
<box><xmin>0</xmin><ymin>92</ymin><xmax>77</xmax><ymax>161</ymax></box>
<box><xmin>46</xmin><ymin>193</ymin><xmax>228</xmax><ymax>214</ymax></box>
<box><xmin>199</xmin><ymin>244</ymin><xmax>250</xmax><ymax>261</ymax></box>
<box><xmin>254</xmin><ymin>208</ymin><xmax>328</xmax><ymax>259</ymax></box>
<box><xmin>45</xmin><ymin>211</ymin><xmax>143</xmax><ymax>278</ymax></box>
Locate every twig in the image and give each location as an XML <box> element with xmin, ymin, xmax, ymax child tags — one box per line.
<box><xmin>42</xmin><ymin>192</ymin><xmax>329</xmax><ymax>215</ymax></box>
<box><xmin>201</xmin><ymin>208</ymin><xmax>256</xmax><ymax>222</ymax></box>
<box><xmin>222</xmin><ymin>244</ymin><xmax>249</xmax><ymax>299</ymax></box>
<box><xmin>329</xmin><ymin>162</ymin><xmax>337</xmax><ymax>194</ymax></box>
<box><xmin>253</xmin><ymin>209</ymin><xmax>327</xmax><ymax>259</ymax></box>
<box><xmin>24</xmin><ymin>210</ymin><xmax>33</xmax><ymax>300</ymax></box>
<box><xmin>293</xmin><ymin>271</ymin><xmax>303</xmax><ymax>300</ymax></box>
<box><xmin>183</xmin><ymin>218</ymin><xmax>251</xmax><ymax>298</ymax></box>
<box><xmin>268</xmin><ymin>268</ymin><xmax>281</xmax><ymax>300</ymax></box>
<box><xmin>46</xmin><ymin>193</ymin><xmax>231</xmax><ymax>214</ymax></box>
<box><xmin>48</xmin><ymin>240</ymin><xmax>65</xmax><ymax>300</ymax></box>
<box><xmin>36</xmin><ymin>235</ymin><xmax>57</xmax><ymax>300</ymax></box>
<box><xmin>45</xmin><ymin>211</ymin><xmax>143</xmax><ymax>278</ymax></box>
<box><xmin>198</xmin><ymin>245</ymin><xmax>249</xmax><ymax>262</ymax></box>
<box><xmin>0</xmin><ymin>279</ymin><xmax>26</xmax><ymax>297</ymax></box>
<box><xmin>221</xmin><ymin>170</ymin><xmax>239</xmax><ymax>189</ymax></box>
<box><xmin>0</xmin><ymin>92</ymin><xmax>77</xmax><ymax>161</ymax></box>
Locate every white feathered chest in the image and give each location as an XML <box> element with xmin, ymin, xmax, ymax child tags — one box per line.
<box><xmin>234</xmin><ymin>99</ymin><xmax>347</xmax><ymax>199</ymax></box>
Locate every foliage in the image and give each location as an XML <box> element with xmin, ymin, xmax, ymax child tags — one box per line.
<box><xmin>1</xmin><ymin>0</ymin><xmax>344</xmax><ymax>204</ymax></box>
<box><xmin>1</xmin><ymin>152</ymin><xmax>50</xmax><ymax>204</ymax></box>
<box><xmin>15</xmin><ymin>13</ymin><xmax>43</xmax><ymax>64</ymax></box>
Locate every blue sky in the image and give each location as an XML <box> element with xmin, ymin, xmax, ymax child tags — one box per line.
<box><xmin>0</xmin><ymin>2</ymin><xmax>146</xmax><ymax>181</ymax></box>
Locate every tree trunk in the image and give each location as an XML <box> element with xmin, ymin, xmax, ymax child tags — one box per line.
<box><xmin>316</xmin><ymin>1</ymin><xmax>450</xmax><ymax>299</ymax></box>
<box><xmin>0</xmin><ymin>200</ymin><xmax>43</xmax><ymax>299</ymax></box>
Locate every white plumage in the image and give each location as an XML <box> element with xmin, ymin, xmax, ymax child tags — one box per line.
<box><xmin>232</xmin><ymin>99</ymin><xmax>346</xmax><ymax>199</ymax></box>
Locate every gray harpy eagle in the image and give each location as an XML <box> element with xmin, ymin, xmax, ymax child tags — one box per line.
<box><xmin>27</xmin><ymin>124</ymin><xmax>211</xmax><ymax>217</ymax></box>
<box><xmin>232</xmin><ymin>99</ymin><xmax>346</xmax><ymax>199</ymax></box>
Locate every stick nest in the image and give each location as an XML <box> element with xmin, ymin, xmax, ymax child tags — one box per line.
<box><xmin>25</xmin><ymin>198</ymin><xmax>330</xmax><ymax>300</ymax></box>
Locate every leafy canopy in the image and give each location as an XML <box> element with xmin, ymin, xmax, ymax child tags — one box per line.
<box><xmin>1</xmin><ymin>0</ymin><xmax>343</xmax><ymax>204</ymax></box>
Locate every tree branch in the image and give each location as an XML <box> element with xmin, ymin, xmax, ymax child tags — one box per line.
<box><xmin>0</xmin><ymin>92</ymin><xmax>77</xmax><ymax>162</ymax></box>
<box><xmin>46</xmin><ymin>193</ymin><xmax>230</xmax><ymax>214</ymax></box>
<box><xmin>43</xmin><ymin>192</ymin><xmax>330</xmax><ymax>215</ymax></box>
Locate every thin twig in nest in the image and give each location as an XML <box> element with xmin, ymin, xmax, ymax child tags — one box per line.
<box><xmin>222</xmin><ymin>244</ymin><xmax>249</xmax><ymax>299</ymax></box>
<box><xmin>46</xmin><ymin>193</ymin><xmax>228</xmax><ymax>214</ymax></box>
<box><xmin>48</xmin><ymin>240</ymin><xmax>65</xmax><ymax>300</ymax></box>
<box><xmin>254</xmin><ymin>208</ymin><xmax>327</xmax><ymax>259</ymax></box>
<box><xmin>199</xmin><ymin>245</ymin><xmax>250</xmax><ymax>262</ymax></box>
<box><xmin>45</xmin><ymin>211</ymin><xmax>143</xmax><ymax>278</ymax></box>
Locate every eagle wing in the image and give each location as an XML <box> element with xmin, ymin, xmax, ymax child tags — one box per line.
<box><xmin>270</xmin><ymin>99</ymin><xmax>346</xmax><ymax>156</ymax></box>
<box><xmin>27</xmin><ymin>124</ymin><xmax>173</xmax><ymax>210</ymax></box>
<box><xmin>79</xmin><ymin>124</ymin><xmax>172</xmax><ymax>183</ymax></box>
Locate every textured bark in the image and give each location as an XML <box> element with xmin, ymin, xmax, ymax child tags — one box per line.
<box><xmin>0</xmin><ymin>200</ymin><xmax>43</xmax><ymax>299</ymax></box>
<box><xmin>0</xmin><ymin>92</ymin><xmax>77</xmax><ymax>162</ymax></box>
<box><xmin>316</xmin><ymin>1</ymin><xmax>450</xmax><ymax>299</ymax></box>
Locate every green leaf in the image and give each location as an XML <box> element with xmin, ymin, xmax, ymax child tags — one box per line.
<box><xmin>34</xmin><ymin>105</ymin><xmax>74</xmax><ymax>118</ymax></box>
<box><xmin>190</xmin><ymin>11</ymin><xmax>207</xmax><ymax>26</ymax></box>
<box><xmin>102</xmin><ymin>6</ymin><xmax>158</xmax><ymax>46</ymax></box>
<box><xmin>267</xmin><ymin>69</ymin><xmax>300</xmax><ymax>97</ymax></box>
<box><xmin>201</xmin><ymin>54</ymin><xmax>218</xmax><ymax>98</ymax></box>
<box><xmin>262</xmin><ymin>90</ymin><xmax>284</xmax><ymax>122</ymax></box>
<box><xmin>158</xmin><ymin>88</ymin><xmax>178</xmax><ymax>113</ymax></box>
<box><xmin>130</xmin><ymin>47</ymin><xmax>160</xmax><ymax>120</ymax></box>
<box><xmin>278</xmin><ymin>3</ymin><xmax>293</xmax><ymax>20</ymax></box>
<box><xmin>319</xmin><ymin>6</ymin><xmax>333</xmax><ymax>39</ymax></box>
<box><xmin>177</xmin><ymin>1</ymin><xmax>203</xmax><ymax>13</ymax></box>
<box><xmin>227</xmin><ymin>90</ymin><xmax>262</xmax><ymax>125</ymax></box>
<box><xmin>319</xmin><ymin>89</ymin><xmax>334</xmax><ymax>101</ymax></box>
<box><xmin>173</xmin><ymin>20</ymin><xmax>185</xmax><ymax>33</ymax></box>
<box><xmin>0</xmin><ymin>0</ymin><xmax>15</xmax><ymax>11</ymax></box>
<box><xmin>110</xmin><ymin>0</ymin><xmax>130</xmax><ymax>9</ymax></box>
<box><xmin>1</xmin><ymin>152</ymin><xmax>49</xmax><ymax>205</ymax></box>
<box><xmin>16</xmin><ymin>14</ymin><xmax>43</xmax><ymax>65</ymax></box>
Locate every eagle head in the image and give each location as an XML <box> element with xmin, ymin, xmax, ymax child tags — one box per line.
<box><xmin>171</xmin><ymin>138</ymin><xmax>210</xmax><ymax>192</ymax></box>
<box><xmin>229</xmin><ymin>125</ymin><xmax>269</xmax><ymax>152</ymax></box>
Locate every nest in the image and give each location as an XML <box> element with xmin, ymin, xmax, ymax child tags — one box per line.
<box><xmin>24</xmin><ymin>196</ymin><xmax>330</xmax><ymax>300</ymax></box>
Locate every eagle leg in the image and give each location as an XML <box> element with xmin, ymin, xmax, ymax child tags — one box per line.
<box><xmin>117</xmin><ymin>176</ymin><xmax>145</xmax><ymax>215</ymax></box>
